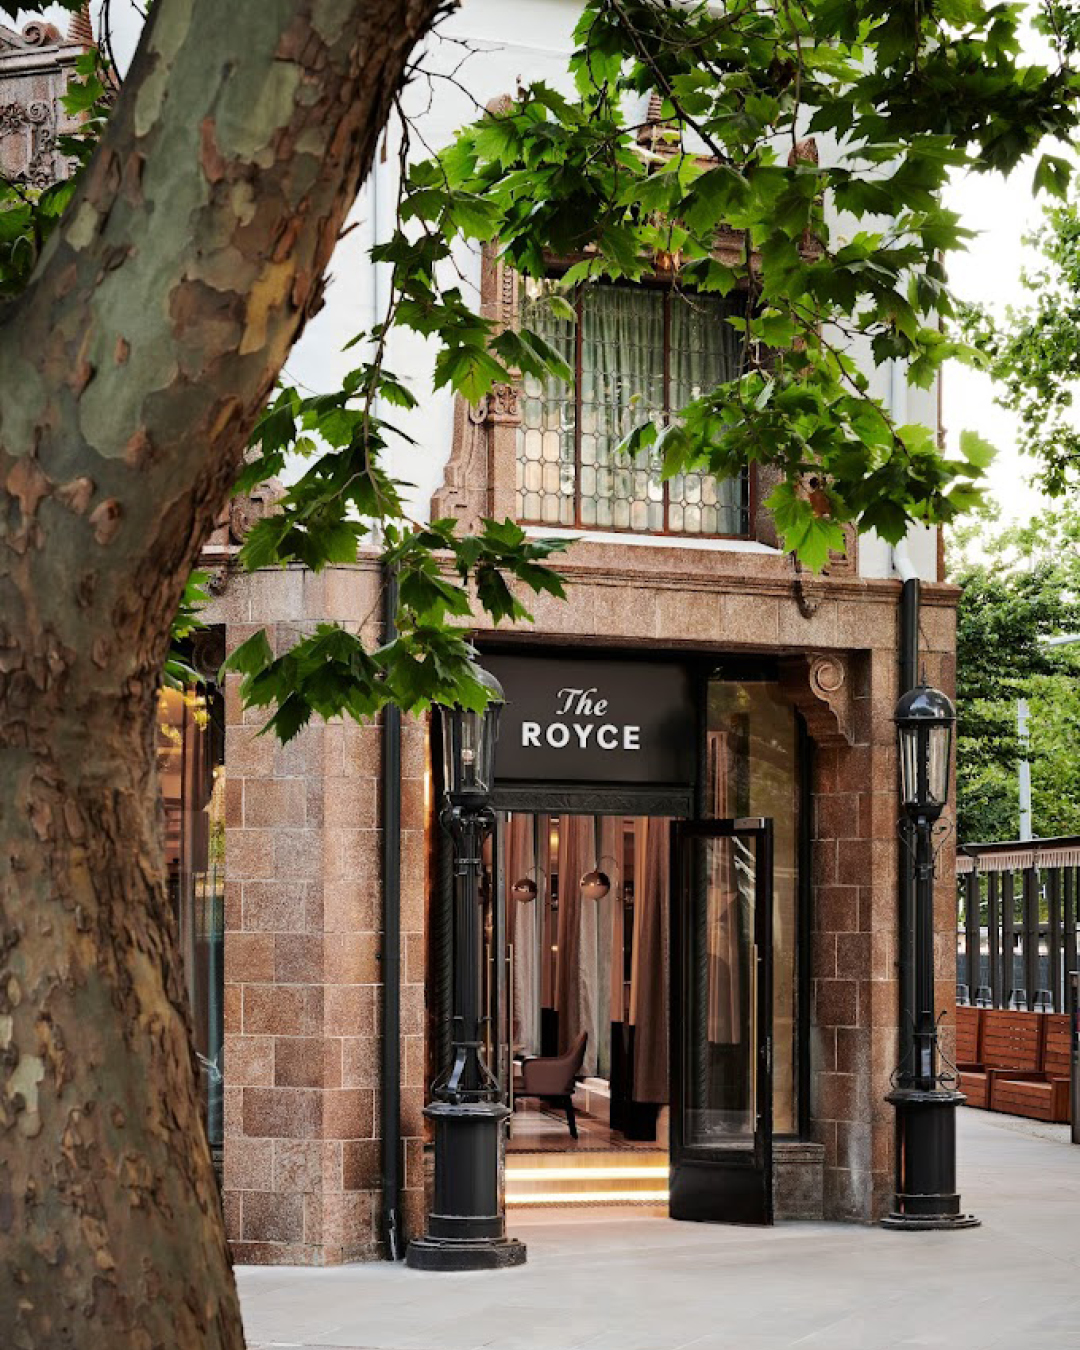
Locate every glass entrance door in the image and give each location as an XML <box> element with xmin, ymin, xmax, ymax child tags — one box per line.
<box><xmin>670</xmin><ymin>818</ymin><xmax>774</xmax><ymax>1224</ymax></box>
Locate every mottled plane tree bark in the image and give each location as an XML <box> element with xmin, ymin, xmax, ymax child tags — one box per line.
<box><xmin>0</xmin><ymin>2</ymin><xmax>445</xmax><ymax>1345</ymax></box>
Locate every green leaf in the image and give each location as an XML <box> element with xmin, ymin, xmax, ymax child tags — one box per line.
<box><xmin>1033</xmin><ymin>155</ymin><xmax>1072</xmax><ymax>201</ymax></box>
<box><xmin>959</xmin><ymin>429</ymin><xmax>997</xmax><ymax>471</ymax></box>
<box><xmin>221</xmin><ymin>629</ymin><xmax>274</xmax><ymax>680</ymax></box>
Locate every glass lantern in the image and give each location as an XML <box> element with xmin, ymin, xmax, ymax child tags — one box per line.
<box><xmin>894</xmin><ymin>684</ymin><xmax>955</xmax><ymax>819</ymax></box>
<box><xmin>440</xmin><ymin>664</ymin><xmax>505</xmax><ymax>806</ymax></box>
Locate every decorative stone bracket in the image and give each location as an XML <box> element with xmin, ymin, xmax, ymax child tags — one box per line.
<box><xmin>779</xmin><ymin>652</ymin><xmax>855</xmax><ymax>747</ymax></box>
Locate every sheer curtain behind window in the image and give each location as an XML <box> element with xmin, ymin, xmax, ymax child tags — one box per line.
<box><xmin>669</xmin><ymin>293</ymin><xmax>746</xmax><ymax>535</ymax></box>
<box><xmin>519</xmin><ymin>281</ymin><xmax>747</xmax><ymax>535</ymax></box>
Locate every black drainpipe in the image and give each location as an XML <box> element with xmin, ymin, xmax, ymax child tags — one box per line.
<box><xmin>898</xmin><ymin>574</ymin><xmax>920</xmax><ymax>1083</ymax></box>
<box><xmin>380</xmin><ymin>564</ymin><xmax>403</xmax><ymax>1259</ymax></box>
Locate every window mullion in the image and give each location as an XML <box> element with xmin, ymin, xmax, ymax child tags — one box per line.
<box><xmin>574</xmin><ymin>286</ymin><xmax>583</xmax><ymax>530</ymax></box>
<box><xmin>662</xmin><ymin>289</ymin><xmax>671</xmax><ymax>534</ymax></box>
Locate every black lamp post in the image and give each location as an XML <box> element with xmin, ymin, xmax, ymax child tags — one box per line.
<box><xmin>883</xmin><ymin>684</ymin><xmax>979</xmax><ymax>1230</ymax></box>
<box><xmin>407</xmin><ymin>666</ymin><xmax>526</xmax><ymax>1271</ymax></box>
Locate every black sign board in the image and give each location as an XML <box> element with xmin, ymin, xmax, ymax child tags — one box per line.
<box><xmin>486</xmin><ymin>655</ymin><xmax>695</xmax><ymax>787</ymax></box>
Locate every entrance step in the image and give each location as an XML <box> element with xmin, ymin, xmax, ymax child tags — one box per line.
<box><xmin>505</xmin><ymin>1150</ymin><xmax>669</xmax><ymax>1207</ymax></box>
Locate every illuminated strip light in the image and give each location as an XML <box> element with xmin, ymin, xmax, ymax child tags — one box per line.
<box><xmin>507</xmin><ymin>1166</ymin><xmax>668</xmax><ymax>1182</ymax></box>
<box><xmin>507</xmin><ymin>1189</ymin><xmax>670</xmax><ymax>1206</ymax></box>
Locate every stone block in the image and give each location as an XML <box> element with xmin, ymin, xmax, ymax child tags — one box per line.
<box><xmin>817</xmin><ymin>885</ymin><xmax>858</xmax><ymax>934</ymax></box>
<box><xmin>400</xmin><ymin>984</ymin><xmax>424</xmax><ymax>1037</ymax></box>
<box><xmin>836</xmin><ymin>931</ymin><xmax>871</xmax><ymax>980</ymax></box>
<box><xmin>815</xmin><ymin>978</ymin><xmax>858</xmax><ymax>1028</ymax></box>
<box><xmin>273</xmin><ymin>829</ymin><xmax>323</xmax><ymax>883</ymax></box>
<box><xmin>777</xmin><ymin>597</ymin><xmax>838</xmax><ymax>648</ymax></box>
<box><xmin>815</xmin><ymin>793</ymin><xmax>860</xmax><ymax>842</ymax></box>
<box><xmin>812</xmin><ymin>933</ymin><xmax>837</xmax><ymax>980</ymax></box>
<box><xmin>342</xmin><ymin>1138</ymin><xmax>381</xmax><ymax>1191</ymax></box>
<box><xmin>325</xmin><ymin>984</ymin><xmax>376</xmax><ymax>1038</ymax></box>
<box><xmin>222</xmin><ymin>1190</ymin><xmax>242</xmax><ymax>1242</ymax></box>
<box><xmin>342</xmin><ymin>722</ymin><xmax>381</xmax><ymax>778</ymax></box>
<box><xmin>273</xmin><ymin>1139</ymin><xmax>341</xmax><ymax>1195</ymax></box>
<box><xmin>247</xmin><ymin>568</ymin><xmax>306</xmax><ymax>623</ymax></box>
<box><xmin>323</xmin><ymin>933</ymin><xmax>380</xmax><ymax>986</ymax></box>
<box><xmin>338</xmin><ymin>1191</ymin><xmax>375</xmax><ymax>1247</ymax></box>
<box><xmin>224</xmin><ymin>881</ymin><xmax>242</xmax><ymax>933</ymax></box>
<box><xmin>275</xmin><ymin>934</ymin><xmax>325</xmax><ymax>985</ymax></box>
<box><xmin>812</xmin><ymin>839</ymin><xmax>838</xmax><ymax>886</ymax></box>
<box><xmin>242</xmin><ymin>1190</ymin><xmax>305</xmax><ymax>1244</ymax></box>
<box><xmin>227</xmin><ymin>726</ymin><xmax>276</xmax><ymax>777</ymax></box>
<box><xmin>655</xmin><ymin>588</ymin><xmax>721</xmax><ymax>643</ymax></box>
<box><xmin>324</xmin><ymin>776</ymin><xmax>378</xmax><ymax>829</ymax></box>
<box><xmin>244</xmin><ymin>777</ymin><xmax>307</xmax><ymax>829</ymax></box>
<box><xmin>275</xmin><ymin>1036</ymin><xmax>342</xmax><ymax>1089</ymax></box>
<box><xmin>227</xmin><ymin>933</ymin><xmax>275</xmax><ymax>983</ymax></box>
<box><xmin>593</xmin><ymin>585</ymin><xmax>658</xmax><ymax>643</ymax></box>
<box><xmin>322</xmin><ymin>879</ymin><xmax>378</xmax><ymax>934</ymax></box>
<box><xmin>228</xmin><ymin>1240</ymin><xmax>318</xmax><ymax>1266</ymax></box>
<box><xmin>404</xmin><ymin>1138</ymin><xmax>425</xmax><ymax>1193</ymax></box>
<box><xmin>272</xmin><ymin>723</ymin><xmax>325</xmax><ymax>778</ymax></box>
<box><xmin>225</xmin><ymin>1136</ymin><xmax>274</xmax><ymax>1192</ymax></box>
<box><xmin>324</xmin><ymin>1089</ymin><xmax>375</xmax><ymax>1140</ymax></box>
<box><xmin>835</xmin><ymin>1120</ymin><xmax>873</xmax><ymax>1173</ymax></box>
<box><xmin>341</xmin><ymin>1036</ymin><xmax>378</xmax><ymax>1089</ymax></box>
<box><xmin>823</xmin><ymin>1166</ymin><xmax>872</xmax><ymax>1222</ymax></box>
<box><xmin>333</xmin><ymin>828</ymin><xmax>381</xmax><ymax>885</ymax></box>
<box><xmin>813</xmin><ymin>1071</ymin><xmax>857</xmax><ymax>1122</ymax></box>
<box><xmin>228</xmin><ymin>829</ymin><xmax>278</xmax><ymax>881</ymax></box>
<box><xmin>833</xmin><ymin>743</ymin><xmax>872</xmax><ymax>792</ymax></box>
<box><xmin>224</xmin><ymin>984</ymin><xmax>242</xmax><ymax>1034</ymax></box>
<box><xmin>225</xmin><ymin>777</ymin><xmax>243</xmax><ymax>830</ymax></box>
<box><xmin>243</xmin><ymin>1087</ymin><xmax>322</xmax><ymax>1139</ymax></box>
<box><xmin>837</xmin><ymin>838</ymin><xmax>872</xmax><ymax>886</ymax></box>
<box><xmin>403</xmin><ymin>1034</ymin><xmax>425</xmax><ymax>1088</ymax></box>
<box><xmin>223</xmin><ymin>1034</ymin><xmax>274</xmax><ymax>1087</ymax></box>
<box><xmin>324</xmin><ymin>566</ymin><xmax>380</xmax><ymax>623</ymax></box>
<box><xmin>721</xmin><ymin>592</ymin><xmax>779</xmax><ymax>646</ymax></box>
<box><xmin>405</xmin><ymin>932</ymin><xmax>425</xmax><ymax>984</ymax></box>
<box><xmin>836</xmin><ymin>1027</ymin><xmax>870</xmax><ymax>1077</ymax></box>
<box><xmin>243</xmin><ymin>984</ymin><xmax>322</xmax><ymax>1037</ymax></box>
<box><xmin>241</xmin><ymin>880</ymin><xmax>311</xmax><ymax>934</ymax></box>
<box><xmin>835</xmin><ymin>599</ymin><xmax>895</xmax><ymax>652</ymax></box>
<box><xmin>773</xmin><ymin>1141</ymin><xmax>825</xmax><ymax>1221</ymax></box>
<box><xmin>400</xmin><ymin>775</ymin><xmax>427</xmax><ymax>837</ymax></box>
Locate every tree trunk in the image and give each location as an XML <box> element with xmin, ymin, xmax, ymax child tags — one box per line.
<box><xmin>0</xmin><ymin>1</ymin><xmax>445</xmax><ymax>1344</ymax></box>
<box><xmin>1</xmin><ymin>714</ymin><xmax>240</xmax><ymax>1347</ymax></box>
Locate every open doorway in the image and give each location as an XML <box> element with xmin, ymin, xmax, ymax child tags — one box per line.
<box><xmin>497</xmin><ymin>813</ymin><xmax>672</xmax><ymax>1206</ymax></box>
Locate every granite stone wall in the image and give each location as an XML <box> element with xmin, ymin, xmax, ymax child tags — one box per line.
<box><xmin>200</xmin><ymin>540</ymin><xmax>957</xmax><ymax>1261</ymax></box>
<box><xmin>202</xmin><ymin>561</ymin><xmax>429</xmax><ymax>1264</ymax></box>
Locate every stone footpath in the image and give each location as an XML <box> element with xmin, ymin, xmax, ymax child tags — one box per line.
<box><xmin>241</xmin><ymin>1107</ymin><xmax>1080</xmax><ymax>1350</ymax></box>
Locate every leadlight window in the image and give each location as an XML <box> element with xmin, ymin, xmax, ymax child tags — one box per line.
<box><xmin>517</xmin><ymin>281</ymin><xmax>749</xmax><ymax>536</ymax></box>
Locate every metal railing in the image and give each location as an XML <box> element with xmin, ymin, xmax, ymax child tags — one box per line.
<box><xmin>956</xmin><ymin>836</ymin><xmax>1080</xmax><ymax>1013</ymax></box>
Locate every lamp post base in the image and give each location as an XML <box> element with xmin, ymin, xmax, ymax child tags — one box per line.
<box><xmin>882</xmin><ymin>1087</ymin><xmax>979</xmax><ymax>1231</ymax></box>
<box><xmin>406</xmin><ymin>1235</ymin><xmax>527</xmax><ymax>1271</ymax></box>
<box><xmin>406</xmin><ymin>1099</ymin><xmax>527</xmax><ymax>1272</ymax></box>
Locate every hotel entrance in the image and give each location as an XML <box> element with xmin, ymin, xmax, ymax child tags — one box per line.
<box><xmin>452</xmin><ymin>651</ymin><xmax>806</xmax><ymax>1226</ymax></box>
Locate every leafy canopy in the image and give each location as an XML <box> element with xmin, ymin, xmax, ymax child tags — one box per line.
<box><xmin>962</xmin><ymin>185</ymin><xmax>1080</xmax><ymax>497</ymax></box>
<box><xmin>8</xmin><ymin>0</ymin><xmax>1080</xmax><ymax>736</ymax></box>
<box><xmin>950</xmin><ymin>504</ymin><xmax>1080</xmax><ymax>844</ymax></box>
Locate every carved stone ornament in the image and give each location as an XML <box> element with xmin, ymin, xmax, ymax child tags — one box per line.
<box><xmin>20</xmin><ymin>22</ymin><xmax>62</xmax><ymax>47</ymax></box>
<box><xmin>228</xmin><ymin>480</ymin><xmax>285</xmax><ymax>545</ymax></box>
<box><xmin>191</xmin><ymin>626</ymin><xmax>227</xmax><ymax>678</ymax></box>
<box><xmin>779</xmin><ymin>652</ymin><xmax>855</xmax><ymax>747</ymax></box>
<box><xmin>470</xmin><ymin>383</ymin><xmax>520</xmax><ymax>425</ymax></box>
